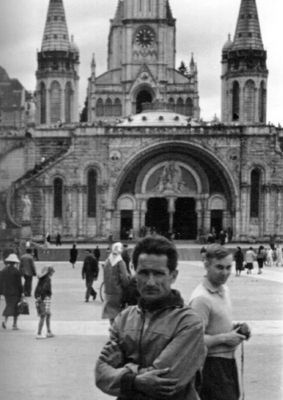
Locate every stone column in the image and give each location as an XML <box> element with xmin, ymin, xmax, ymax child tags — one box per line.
<box><xmin>240</xmin><ymin>183</ymin><xmax>250</xmax><ymax>238</ymax></box>
<box><xmin>262</xmin><ymin>184</ymin><xmax>271</xmax><ymax>236</ymax></box>
<box><xmin>77</xmin><ymin>186</ymin><xmax>86</xmax><ymax>238</ymax></box>
<box><xmin>133</xmin><ymin>210</ymin><xmax>139</xmax><ymax>239</ymax></box>
<box><xmin>168</xmin><ymin>198</ymin><xmax>175</xmax><ymax>234</ymax></box>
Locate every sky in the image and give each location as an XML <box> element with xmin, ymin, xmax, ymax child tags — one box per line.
<box><xmin>0</xmin><ymin>0</ymin><xmax>282</xmax><ymax>124</ymax></box>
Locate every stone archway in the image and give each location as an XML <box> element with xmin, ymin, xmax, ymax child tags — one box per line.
<box><xmin>113</xmin><ymin>141</ymin><xmax>238</xmax><ymax>241</ymax></box>
<box><xmin>136</xmin><ymin>89</ymin><xmax>153</xmax><ymax>113</ymax></box>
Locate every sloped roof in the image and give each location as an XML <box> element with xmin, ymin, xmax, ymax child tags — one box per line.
<box><xmin>41</xmin><ymin>0</ymin><xmax>70</xmax><ymax>52</ymax></box>
<box><xmin>233</xmin><ymin>0</ymin><xmax>264</xmax><ymax>50</ymax></box>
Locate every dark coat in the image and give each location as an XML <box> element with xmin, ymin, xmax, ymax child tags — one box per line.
<box><xmin>70</xmin><ymin>247</ymin><xmax>78</xmax><ymax>263</ymax></box>
<box><xmin>82</xmin><ymin>254</ymin><xmax>99</xmax><ymax>281</ymax></box>
<box><xmin>19</xmin><ymin>253</ymin><xmax>36</xmax><ymax>277</ymax></box>
<box><xmin>1</xmin><ymin>265</ymin><xmax>23</xmax><ymax>297</ymax></box>
<box><xmin>34</xmin><ymin>276</ymin><xmax>52</xmax><ymax>300</ymax></box>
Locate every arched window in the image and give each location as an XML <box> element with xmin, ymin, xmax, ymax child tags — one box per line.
<box><xmin>96</xmin><ymin>98</ymin><xmax>104</xmax><ymax>117</ymax></box>
<box><xmin>50</xmin><ymin>81</ymin><xmax>61</xmax><ymax>123</ymax></box>
<box><xmin>54</xmin><ymin>178</ymin><xmax>63</xmax><ymax>218</ymax></box>
<box><xmin>250</xmin><ymin>169</ymin><xmax>261</xmax><ymax>218</ymax></box>
<box><xmin>232</xmin><ymin>81</ymin><xmax>240</xmax><ymax>121</ymax></box>
<box><xmin>168</xmin><ymin>98</ymin><xmax>175</xmax><ymax>111</ymax></box>
<box><xmin>258</xmin><ymin>81</ymin><xmax>266</xmax><ymax>123</ymax></box>
<box><xmin>244</xmin><ymin>80</ymin><xmax>256</xmax><ymax>123</ymax></box>
<box><xmin>105</xmin><ymin>98</ymin><xmax>112</xmax><ymax>116</ymax></box>
<box><xmin>113</xmin><ymin>98</ymin><xmax>122</xmax><ymax>116</ymax></box>
<box><xmin>87</xmin><ymin>169</ymin><xmax>97</xmax><ymax>217</ymax></box>
<box><xmin>65</xmin><ymin>82</ymin><xmax>73</xmax><ymax>123</ymax></box>
<box><xmin>185</xmin><ymin>98</ymin><xmax>193</xmax><ymax>116</ymax></box>
<box><xmin>176</xmin><ymin>98</ymin><xmax>184</xmax><ymax>115</ymax></box>
<box><xmin>40</xmin><ymin>82</ymin><xmax>46</xmax><ymax>124</ymax></box>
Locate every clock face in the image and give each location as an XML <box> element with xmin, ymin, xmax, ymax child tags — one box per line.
<box><xmin>135</xmin><ymin>27</ymin><xmax>155</xmax><ymax>48</ymax></box>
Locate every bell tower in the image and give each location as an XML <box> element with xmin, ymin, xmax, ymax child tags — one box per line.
<box><xmin>36</xmin><ymin>0</ymin><xmax>80</xmax><ymax>126</ymax></box>
<box><xmin>88</xmin><ymin>0</ymin><xmax>199</xmax><ymax>122</ymax></box>
<box><xmin>221</xmin><ymin>0</ymin><xmax>268</xmax><ymax>124</ymax></box>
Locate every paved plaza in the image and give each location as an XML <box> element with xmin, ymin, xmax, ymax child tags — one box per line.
<box><xmin>0</xmin><ymin>259</ymin><xmax>282</xmax><ymax>400</ymax></box>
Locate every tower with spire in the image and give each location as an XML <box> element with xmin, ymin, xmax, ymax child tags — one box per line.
<box><xmin>221</xmin><ymin>0</ymin><xmax>268</xmax><ymax>124</ymax></box>
<box><xmin>35</xmin><ymin>0</ymin><xmax>80</xmax><ymax>126</ymax></box>
<box><xmin>87</xmin><ymin>0</ymin><xmax>199</xmax><ymax>122</ymax></box>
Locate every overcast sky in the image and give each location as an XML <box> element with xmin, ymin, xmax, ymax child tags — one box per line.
<box><xmin>0</xmin><ymin>0</ymin><xmax>282</xmax><ymax>123</ymax></box>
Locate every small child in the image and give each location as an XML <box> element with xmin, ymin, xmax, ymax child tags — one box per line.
<box><xmin>34</xmin><ymin>265</ymin><xmax>55</xmax><ymax>339</ymax></box>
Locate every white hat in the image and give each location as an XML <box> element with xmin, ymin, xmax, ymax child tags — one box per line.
<box><xmin>5</xmin><ymin>253</ymin><xmax>20</xmax><ymax>263</ymax></box>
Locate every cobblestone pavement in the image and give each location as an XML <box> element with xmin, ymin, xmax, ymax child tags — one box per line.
<box><xmin>0</xmin><ymin>261</ymin><xmax>282</xmax><ymax>400</ymax></box>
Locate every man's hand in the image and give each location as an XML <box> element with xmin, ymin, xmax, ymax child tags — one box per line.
<box><xmin>222</xmin><ymin>329</ymin><xmax>246</xmax><ymax>346</ymax></box>
<box><xmin>134</xmin><ymin>368</ymin><xmax>178</xmax><ymax>398</ymax></box>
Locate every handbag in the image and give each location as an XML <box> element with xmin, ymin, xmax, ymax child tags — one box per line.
<box><xmin>17</xmin><ymin>299</ymin><xmax>30</xmax><ymax>315</ymax></box>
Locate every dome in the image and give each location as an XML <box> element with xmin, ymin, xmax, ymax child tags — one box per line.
<box><xmin>117</xmin><ymin>110</ymin><xmax>194</xmax><ymax>127</ymax></box>
<box><xmin>222</xmin><ymin>34</ymin><xmax>233</xmax><ymax>51</ymax></box>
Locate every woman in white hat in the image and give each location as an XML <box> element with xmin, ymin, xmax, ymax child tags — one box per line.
<box><xmin>34</xmin><ymin>265</ymin><xmax>55</xmax><ymax>339</ymax></box>
<box><xmin>1</xmin><ymin>253</ymin><xmax>23</xmax><ymax>330</ymax></box>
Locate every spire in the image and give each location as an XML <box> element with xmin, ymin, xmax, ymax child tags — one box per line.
<box><xmin>41</xmin><ymin>0</ymin><xmax>70</xmax><ymax>52</ymax></box>
<box><xmin>91</xmin><ymin>53</ymin><xmax>96</xmax><ymax>77</ymax></box>
<box><xmin>233</xmin><ymin>0</ymin><xmax>264</xmax><ymax>50</ymax></box>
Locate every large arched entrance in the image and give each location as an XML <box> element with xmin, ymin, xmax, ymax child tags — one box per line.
<box><xmin>114</xmin><ymin>142</ymin><xmax>237</xmax><ymax>241</ymax></box>
<box><xmin>136</xmin><ymin>89</ymin><xmax>152</xmax><ymax>113</ymax></box>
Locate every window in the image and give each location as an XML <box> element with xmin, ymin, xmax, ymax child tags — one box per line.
<box><xmin>258</xmin><ymin>81</ymin><xmax>266</xmax><ymax>123</ymax></box>
<box><xmin>185</xmin><ymin>98</ymin><xmax>193</xmax><ymax>117</ymax></box>
<box><xmin>244</xmin><ymin>80</ymin><xmax>255</xmax><ymax>123</ymax></box>
<box><xmin>113</xmin><ymin>98</ymin><xmax>122</xmax><ymax>116</ymax></box>
<box><xmin>232</xmin><ymin>81</ymin><xmax>240</xmax><ymax>121</ymax></box>
<box><xmin>65</xmin><ymin>82</ymin><xmax>72</xmax><ymax>123</ymax></box>
<box><xmin>250</xmin><ymin>169</ymin><xmax>261</xmax><ymax>218</ymax></box>
<box><xmin>50</xmin><ymin>81</ymin><xmax>61</xmax><ymax>123</ymax></box>
<box><xmin>40</xmin><ymin>82</ymin><xmax>46</xmax><ymax>124</ymax></box>
<box><xmin>176</xmin><ymin>98</ymin><xmax>184</xmax><ymax>115</ymax></box>
<box><xmin>96</xmin><ymin>98</ymin><xmax>104</xmax><ymax>117</ymax></box>
<box><xmin>105</xmin><ymin>98</ymin><xmax>113</xmax><ymax>116</ymax></box>
<box><xmin>87</xmin><ymin>170</ymin><xmax>97</xmax><ymax>217</ymax></box>
<box><xmin>54</xmin><ymin>178</ymin><xmax>63</xmax><ymax>218</ymax></box>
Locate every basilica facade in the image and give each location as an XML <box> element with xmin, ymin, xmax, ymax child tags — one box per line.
<box><xmin>1</xmin><ymin>0</ymin><xmax>283</xmax><ymax>243</ymax></box>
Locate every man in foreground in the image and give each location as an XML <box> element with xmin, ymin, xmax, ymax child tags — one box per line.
<box><xmin>189</xmin><ymin>244</ymin><xmax>251</xmax><ymax>400</ymax></box>
<box><xmin>95</xmin><ymin>235</ymin><xmax>206</xmax><ymax>400</ymax></box>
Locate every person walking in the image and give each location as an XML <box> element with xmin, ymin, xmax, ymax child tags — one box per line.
<box><xmin>19</xmin><ymin>248</ymin><xmax>37</xmax><ymax>296</ymax></box>
<box><xmin>256</xmin><ymin>245</ymin><xmax>266</xmax><ymax>274</ymax></box>
<box><xmin>93</xmin><ymin>245</ymin><xmax>101</xmax><ymax>263</ymax></box>
<box><xmin>69</xmin><ymin>243</ymin><xmax>78</xmax><ymax>269</ymax></box>
<box><xmin>101</xmin><ymin>242</ymin><xmax>130</xmax><ymax>324</ymax></box>
<box><xmin>96</xmin><ymin>236</ymin><xmax>206</xmax><ymax>400</ymax></box>
<box><xmin>55</xmin><ymin>233</ymin><xmax>62</xmax><ymax>246</ymax></box>
<box><xmin>245</xmin><ymin>247</ymin><xmax>256</xmax><ymax>274</ymax></box>
<box><xmin>121</xmin><ymin>243</ymin><xmax>131</xmax><ymax>274</ymax></box>
<box><xmin>189</xmin><ymin>244</ymin><xmax>251</xmax><ymax>400</ymax></box>
<box><xmin>82</xmin><ymin>250</ymin><xmax>99</xmax><ymax>302</ymax></box>
<box><xmin>1</xmin><ymin>254</ymin><xmax>23</xmax><ymax>330</ymax></box>
<box><xmin>34</xmin><ymin>266</ymin><xmax>55</xmax><ymax>339</ymax></box>
<box><xmin>234</xmin><ymin>246</ymin><xmax>244</xmax><ymax>276</ymax></box>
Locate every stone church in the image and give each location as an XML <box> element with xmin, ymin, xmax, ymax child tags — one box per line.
<box><xmin>1</xmin><ymin>0</ymin><xmax>283</xmax><ymax>244</ymax></box>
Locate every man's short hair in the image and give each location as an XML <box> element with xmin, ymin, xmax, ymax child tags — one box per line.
<box><xmin>205</xmin><ymin>244</ymin><xmax>231</xmax><ymax>261</ymax></box>
<box><xmin>132</xmin><ymin>235</ymin><xmax>178</xmax><ymax>272</ymax></box>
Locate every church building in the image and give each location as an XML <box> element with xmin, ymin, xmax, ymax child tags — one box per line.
<box><xmin>1</xmin><ymin>0</ymin><xmax>283</xmax><ymax>243</ymax></box>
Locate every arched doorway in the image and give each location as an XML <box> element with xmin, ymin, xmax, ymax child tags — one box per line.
<box><xmin>136</xmin><ymin>90</ymin><xmax>152</xmax><ymax>113</ymax></box>
<box><xmin>145</xmin><ymin>198</ymin><xmax>169</xmax><ymax>236</ymax></box>
<box><xmin>173</xmin><ymin>198</ymin><xmax>197</xmax><ymax>239</ymax></box>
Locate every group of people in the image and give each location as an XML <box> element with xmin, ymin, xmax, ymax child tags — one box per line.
<box><xmin>0</xmin><ymin>248</ymin><xmax>55</xmax><ymax>339</ymax></box>
<box><xmin>1</xmin><ymin>236</ymin><xmax>253</xmax><ymax>399</ymax></box>
<box><xmin>234</xmin><ymin>244</ymin><xmax>283</xmax><ymax>276</ymax></box>
<box><xmin>95</xmin><ymin>237</ymin><xmax>250</xmax><ymax>400</ymax></box>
